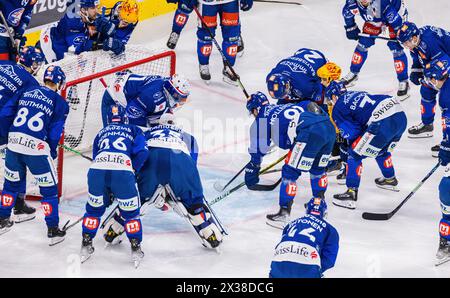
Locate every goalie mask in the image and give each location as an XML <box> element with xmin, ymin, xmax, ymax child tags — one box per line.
<box><xmin>317</xmin><ymin>62</ymin><xmax>342</xmax><ymax>86</ymax></box>
<box><xmin>118</xmin><ymin>0</ymin><xmax>139</xmax><ymax>25</ymax></box>
<box><xmin>164</xmin><ymin>74</ymin><xmax>190</xmax><ymax>110</ymax></box>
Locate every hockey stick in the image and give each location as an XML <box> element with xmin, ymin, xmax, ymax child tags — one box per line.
<box><xmin>254</xmin><ymin>0</ymin><xmax>302</xmax><ymax>5</ymax></box>
<box><xmin>59</xmin><ymin>144</ymin><xmax>93</xmax><ymax>162</ymax></box>
<box><xmin>62</xmin><ymin>216</ymin><xmax>84</xmax><ymax>231</ymax></box>
<box><xmin>209</xmin><ymin>154</ymin><xmax>287</xmax><ymax>205</ymax></box>
<box><xmin>248</xmin><ymin>177</ymin><xmax>282</xmax><ymax>191</ymax></box>
<box><xmin>362</xmin><ymin>162</ymin><xmax>440</xmax><ymax>221</ymax></box>
<box><xmin>0</xmin><ymin>11</ymin><xmax>18</xmax><ymax>56</ymax></box>
<box><xmin>358</xmin><ymin>33</ymin><xmax>396</xmax><ymax>41</ymax></box>
<box><xmin>192</xmin><ymin>6</ymin><xmax>250</xmax><ymax>99</ymax></box>
<box><xmin>214</xmin><ymin>165</ymin><xmax>246</xmax><ymax>192</ymax></box>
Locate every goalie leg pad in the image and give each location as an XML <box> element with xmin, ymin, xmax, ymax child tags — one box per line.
<box><xmin>187</xmin><ymin>204</ymin><xmax>223</xmax><ymax>248</ymax></box>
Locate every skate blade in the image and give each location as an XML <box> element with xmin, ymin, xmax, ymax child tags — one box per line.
<box><xmin>327</xmin><ymin>168</ymin><xmax>342</xmax><ymax>176</ymax></box>
<box><xmin>336</xmin><ymin>179</ymin><xmax>346</xmax><ymax>185</ymax></box>
<box><xmin>332</xmin><ymin>199</ymin><xmax>357</xmax><ymax>210</ymax></box>
<box><xmin>132</xmin><ymin>255</ymin><xmax>144</xmax><ymax>269</ymax></box>
<box><xmin>407</xmin><ymin>133</ymin><xmax>433</xmax><ymax>139</ymax></box>
<box><xmin>375</xmin><ymin>184</ymin><xmax>400</xmax><ymax>192</ymax></box>
<box><xmin>13</xmin><ymin>214</ymin><xmax>36</xmax><ymax>223</ymax></box>
<box><xmin>80</xmin><ymin>253</ymin><xmax>93</xmax><ymax>264</ymax></box>
<box><xmin>0</xmin><ymin>227</ymin><xmax>12</xmax><ymax>236</ymax></box>
<box><xmin>435</xmin><ymin>257</ymin><xmax>450</xmax><ymax>267</ymax></box>
<box><xmin>397</xmin><ymin>93</ymin><xmax>410</xmax><ymax>102</ymax></box>
<box><xmin>49</xmin><ymin>236</ymin><xmax>65</xmax><ymax>246</ymax></box>
<box><xmin>237</xmin><ymin>50</ymin><xmax>244</xmax><ymax>58</ymax></box>
<box><xmin>432</xmin><ymin>152</ymin><xmax>439</xmax><ymax>158</ymax></box>
<box><xmin>104</xmin><ymin>239</ymin><xmax>123</xmax><ymax>249</ymax></box>
<box><xmin>265</xmin><ymin>220</ymin><xmax>286</xmax><ymax>230</ymax></box>
<box><xmin>222</xmin><ymin>76</ymin><xmax>239</xmax><ymax>87</ymax></box>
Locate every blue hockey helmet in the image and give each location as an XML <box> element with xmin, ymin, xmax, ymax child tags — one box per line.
<box><xmin>43</xmin><ymin>65</ymin><xmax>66</xmax><ymax>91</ymax></box>
<box><xmin>18</xmin><ymin>46</ymin><xmax>44</xmax><ymax>75</ymax></box>
<box><xmin>107</xmin><ymin>105</ymin><xmax>128</xmax><ymax>124</ymax></box>
<box><xmin>246</xmin><ymin>91</ymin><xmax>269</xmax><ymax>115</ymax></box>
<box><xmin>424</xmin><ymin>60</ymin><xmax>449</xmax><ymax>81</ymax></box>
<box><xmin>397</xmin><ymin>22</ymin><xmax>420</xmax><ymax>43</ymax></box>
<box><xmin>80</xmin><ymin>0</ymin><xmax>100</xmax><ymax>8</ymax></box>
<box><xmin>325</xmin><ymin>80</ymin><xmax>347</xmax><ymax>101</ymax></box>
<box><xmin>305</xmin><ymin>197</ymin><xmax>328</xmax><ymax>219</ymax></box>
<box><xmin>164</xmin><ymin>74</ymin><xmax>190</xmax><ymax>110</ymax></box>
<box><xmin>266</xmin><ymin>73</ymin><xmax>291</xmax><ymax>100</ymax></box>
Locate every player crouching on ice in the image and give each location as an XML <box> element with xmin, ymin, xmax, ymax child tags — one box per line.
<box><xmin>0</xmin><ymin>65</ymin><xmax>69</xmax><ymax>245</ymax></box>
<box><xmin>422</xmin><ymin>60</ymin><xmax>450</xmax><ymax>266</ymax></box>
<box><xmin>324</xmin><ymin>81</ymin><xmax>407</xmax><ymax>210</ymax></box>
<box><xmin>101</xmin><ymin>71</ymin><xmax>190</xmax><ymax>128</ymax></box>
<box><xmin>101</xmin><ymin>115</ymin><xmax>226</xmax><ymax>251</ymax></box>
<box><xmin>244</xmin><ymin>92</ymin><xmax>336</xmax><ymax>229</ymax></box>
<box><xmin>80</xmin><ymin>105</ymin><xmax>148</xmax><ymax>267</ymax></box>
<box><xmin>270</xmin><ymin>198</ymin><xmax>339</xmax><ymax>278</ymax></box>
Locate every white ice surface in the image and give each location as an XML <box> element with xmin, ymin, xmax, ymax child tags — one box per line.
<box><xmin>1</xmin><ymin>0</ymin><xmax>450</xmax><ymax>277</ymax></box>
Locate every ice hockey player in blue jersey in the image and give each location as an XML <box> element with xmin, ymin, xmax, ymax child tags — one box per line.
<box><xmin>80</xmin><ymin>104</ymin><xmax>148</xmax><ymax>267</ymax></box>
<box><xmin>0</xmin><ymin>0</ymin><xmax>37</xmax><ymax>60</ymax></box>
<box><xmin>270</xmin><ymin>198</ymin><xmax>339</xmax><ymax>278</ymax></box>
<box><xmin>397</xmin><ymin>22</ymin><xmax>450</xmax><ymax>143</ymax></box>
<box><xmin>37</xmin><ymin>0</ymin><xmax>101</xmax><ymax>63</ymax></box>
<box><xmin>341</xmin><ymin>0</ymin><xmax>410</xmax><ymax>100</ymax></box>
<box><xmin>180</xmin><ymin>0</ymin><xmax>252</xmax><ymax>84</ymax></box>
<box><xmin>101</xmin><ymin>115</ymin><xmax>225</xmax><ymax>250</ymax></box>
<box><xmin>101</xmin><ymin>72</ymin><xmax>190</xmax><ymax>127</ymax></box>
<box><xmin>325</xmin><ymin>81</ymin><xmax>407</xmax><ymax>209</ymax></box>
<box><xmin>0</xmin><ymin>46</ymin><xmax>44</xmax><ymax>224</ymax></box>
<box><xmin>0</xmin><ymin>66</ymin><xmax>69</xmax><ymax>246</ymax></box>
<box><xmin>266</xmin><ymin>48</ymin><xmax>341</xmax><ymax>104</ymax></box>
<box><xmin>245</xmin><ymin>92</ymin><xmax>335</xmax><ymax>229</ymax></box>
<box><xmin>421</xmin><ymin>60</ymin><xmax>450</xmax><ymax>266</ymax></box>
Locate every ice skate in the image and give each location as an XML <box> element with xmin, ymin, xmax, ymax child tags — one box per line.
<box><xmin>435</xmin><ymin>237</ymin><xmax>450</xmax><ymax>266</ymax></box>
<box><xmin>397</xmin><ymin>81</ymin><xmax>410</xmax><ymax>101</ymax></box>
<box><xmin>333</xmin><ymin>188</ymin><xmax>358</xmax><ymax>210</ymax></box>
<box><xmin>237</xmin><ymin>35</ymin><xmax>244</xmax><ymax>57</ymax></box>
<box><xmin>166</xmin><ymin>31</ymin><xmax>180</xmax><ymax>49</ymax></box>
<box><xmin>408</xmin><ymin>123</ymin><xmax>433</xmax><ymax>138</ymax></box>
<box><xmin>13</xmin><ymin>195</ymin><xmax>36</xmax><ymax>223</ymax></box>
<box><xmin>374</xmin><ymin>176</ymin><xmax>399</xmax><ymax>192</ymax></box>
<box><xmin>326</xmin><ymin>160</ymin><xmax>343</xmax><ymax>176</ymax></box>
<box><xmin>199</xmin><ymin>64</ymin><xmax>211</xmax><ymax>84</ymax></box>
<box><xmin>48</xmin><ymin>226</ymin><xmax>66</xmax><ymax>246</ymax></box>
<box><xmin>340</xmin><ymin>71</ymin><xmax>358</xmax><ymax>87</ymax></box>
<box><xmin>130</xmin><ymin>238</ymin><xmax>144</xmax><ymax>269</ymax></box>
<box><xmin>222</xmin><ymin>65</ymin><xmax>239</xmax><ymax>86</ymax></box>
<box><xmin>0</xmin><ymin>218</ymin><xmax>14</xmax><ymax>236</ymax></box>
<box><xmin>80</xmin><ymin>233</ymin><xmax>95</xmax><ymax>263</ymax></box>
<box><xmin>432</xmin><ymin>144</ymin><xmax>440</xmax><ymax>158</ymax></box>
<box><xmin>266</xmin><ymin>201</ymin><xmax>293</xmax><ymax>230</ymax></box>
<box><xmin>103</xmin><ymin>217</ymin><xmax>125</xmax><ymax>247</ymax></box>
<box><xmin>336</xmin><ymin>164</ymin><xmax>347</xmax><ymax>185</ymax></box>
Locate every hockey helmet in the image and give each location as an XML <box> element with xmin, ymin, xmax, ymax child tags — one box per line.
<box><xmin>18</xmin><ymin>46</ymin><xmax>44</xmax><ymax>75</ymax></box>
<box><xmin>317</xmin><ymin>62</ymin><xmax>342</xmax><ymax>85</ymax></box>
<box><xmin>164</xmin><ymin>74</ymin><xmax>190</xmax><ymax>109</ymax></box>
<box><xmin>246</xmin><ymin>91</ymin><xmax>269</xmax><ymax>115</ymax></box>
<box><xmin>118</xmin><ymin>0</ymin><xmax>139</xmax><ymax>24</ymax></box>
<box><xmin>107</xmin><ymin>105</ymin><xmax>128</xmax><ymax>124</ymax></box>
<box><xmin>397</xmin><ymin>22</ymin><xmax>420</xmax><ymax>43</ymax></box>
<box><xmin>43</xmin><ymin>65</ymin><xmax>66</xmax><ymax>91</ymax></box>
<box><xmin>305</xmin><ymin>197</ymin><xmax>328</xmax><ymax>219</ymax></box>
<box><xmin>80</xmin><ymin>0</ymin><xmax>100</xmax><ymax>8</ymax></box>
<box><xmin>325</xmin><ymin>80</ymin><xmax>347</xmax><ymax>101</ymax></box>
<box><xmin>266</xmin><ymin>73</ymin><xmax>291</xmax><ymax>100</ymax></box>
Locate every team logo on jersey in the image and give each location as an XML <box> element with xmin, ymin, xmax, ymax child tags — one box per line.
<box><xmin>200</xmin><ymin>45</ymin><xmax>212</xmax><ymax>56</ymax></box>
<box><xmin>383</xmin><ymin>156</ymin><xmax>393</xmax><ymax>168</ymax></box>
<box><xmin>175</xmin><ymin>14</ymin><xmax>187</xmax><ymax>26</ymax></box>
<box><xmin>41</xmin><ymin>203</ymin><xmax>53</xmax><ymax>217</ymax></box>
<box><xmin>8</xmin><ymin>8</ymin><xmax>25</xmax><ymax>27</ymax></box>
<box><xmin>125</xmin><ymin>220</ymin><xmax>141</xmax><ymax>234</ymax></box>
<box><xmin>352</xmin><ymin>52</ymin><xmax>363</xmax><ymax>65</ymax></box>
<box><xmin>1</xmin><ymin>194</ymin><xmax>14</xmax><ymax>207</ymax></box>
<box><xmin>83</xmin><ymin>217</ymin><xmax>99</xmax><ymax>230</ymax></box>
<box><xmin>72</xmin><ymin>36</ymin><xmax>85</xmax><ymax>45</ymax></box>
<box><xmin>440</xmin><ymin>222</ymin><xmax>450</xmax><ymax>237</ymax></box>
<box><xmin>126</xmin><ymin>105</ymin><xmax>144</xmax><ymax>118</ymax></box>
<box><xmin>394</xmin><ymin>60</ymin><xmax>405</xmax><ymax>74</ymax></box>
<box><xmin>285</xmin><ymin>182</ymin><xmax>297</xmax><ymax>197</ymax></box>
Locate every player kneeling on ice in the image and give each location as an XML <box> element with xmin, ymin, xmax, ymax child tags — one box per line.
<box><xmin>324</xmin><ymin>81</ymin><xmax>407</xmax><ymax>210</ymax></box>
<box><xmin>270</xmin><ymin>198</ymin><xmax>339</xmax><ymax>278</ymax></box>
<box><xmin>0</xmin><ymin>66</ymin><xmax>69</xmax><ymax>245</ymax></box>
<box><xmin>102</xmin><ymin>116</ymin><xmax>225</xmax><ymax>250</ymax></box>
<box><xmin>101</xmin><ymin>71</ymin><xmax>190</xmax><ymax>127</ymax></box>
<box><xmin>245</xmin><ymin>92</ymin><xmax>336</xmax><ymax>229</ymax></box>
<box><xmin>80</xmin><ymin>105</ymin><xmax>149</xmax><ymax>267</ymax></box>
<box><xmin>0</xmin><ymin>47</ymin><xmax>44</xmax><ymax>223</ymax></box>
<box><xmin>422</xmin><ymin>60</ymin><xmax>450</xmax><ymax>266</ymax></box>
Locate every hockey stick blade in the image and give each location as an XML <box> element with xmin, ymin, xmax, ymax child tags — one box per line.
<box><xmin>361</xmin><ymin>212</ymin><xmax>392</xmax><ymax>221</ymax></box>
<box><xmin>247</xmin><ymin>178</ymin><xmax>282</xmax><ymax>191</ymax></box>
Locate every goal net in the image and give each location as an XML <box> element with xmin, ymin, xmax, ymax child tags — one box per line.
<box><xmin>0</xmin><ymin>46</ymin><xmax>176</xmax><ymax>201</ymax></box>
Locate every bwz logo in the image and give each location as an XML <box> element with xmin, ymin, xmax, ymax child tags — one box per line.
<box><xmin>1</xmin><ymin>194</ymin><xmax>14</xmax><ymax>207</ymax></box>
<box><xmin>125</xmin><ymin>220</ymin><xmax>141</xmax><ymax>234</ymax></box>
<box><xmin>41</xmin><ymin>203</ymin><xmax>53</xmax><ymax>216</ymax></box>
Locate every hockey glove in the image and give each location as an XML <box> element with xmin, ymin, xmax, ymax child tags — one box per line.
<box><xmin>439</xmin><ymin>142</ymin><xmax>450</xmax><ymax>166</ymax></box>
<box><xmin>181</xmin><ymin>0</ymin><xmax>197</xmax><ymax>10</ymax></box>
<box><xmin>94</xmin><ymin>16</ymin><xmax>116</xmax><ymax>37</ymax></box>
<box><xmin>103</xmin><ymin>38</ymin><xmax>126</xmax><ymax>55</ymax></box>
<box><xmin>245</xmin><ymin>161</ymin><xmax>261</xmax><ymax>187</ymax></box>
<box><xmin>410</xmin><ymin>68</ymin><xmax>424</xmax><ymax>86</ymax></box>
<box><xmin>240</xmin><ymin>0</ymin><xmax>253</xmax><ymax>11</ymax></box>
<box><xmin>344</xmin><ymin>24</ymin><xmax>360</xmax><ymax>41</ymax></box>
